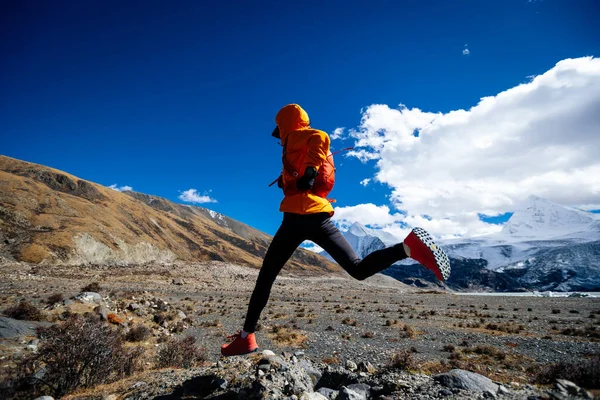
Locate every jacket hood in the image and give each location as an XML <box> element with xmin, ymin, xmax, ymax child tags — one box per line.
<box><xmin>275</xmin><ymin>104</ymin><xmax>310</xmax><ymax>141</ymax></box>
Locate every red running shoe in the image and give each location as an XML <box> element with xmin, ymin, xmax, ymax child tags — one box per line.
<box><xmin>404</xmin><ymin>227</ymin><xmax>451</xmax><ymax>281</ymax></box>
<box><xmin>221</xmin><ymin>331</ymin><xmax>258</xmax><ymax>356</ymax></box>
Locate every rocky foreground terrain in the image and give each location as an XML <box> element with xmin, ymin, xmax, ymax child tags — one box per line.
<box><xmin>0</xmin><ymin>259</ymin><xmax>599</xmax><ymax>399</ymax></box>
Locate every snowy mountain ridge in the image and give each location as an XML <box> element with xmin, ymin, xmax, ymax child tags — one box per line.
<box><xmin>495</xmin><ymin>195</ymin><xmax>599</xmax><ymax>241</ymax></box>
<box><xmin>328</xmin><ymin>196</ymin><xmax>600</xmax><ymax>291</ymax></box>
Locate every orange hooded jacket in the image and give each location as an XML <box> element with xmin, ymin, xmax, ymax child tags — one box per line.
<box><xmin>276</xmin><ymin>104</ymin><xmax>335</xmax><ymax>216</ymax></box>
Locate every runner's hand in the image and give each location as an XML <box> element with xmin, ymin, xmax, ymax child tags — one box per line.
<box><xmin>296</xmin><ymin>167</ymin><xmax>318</xmax><ymax>191</ymax></box>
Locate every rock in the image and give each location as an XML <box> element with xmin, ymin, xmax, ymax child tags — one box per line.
<box><xmin>339</xmin><ymin>386</ymin><xmax>366</xmax><ymax>400</ymax></box>
<box><xmin>317</xmin><ymin>387</ymin><xmax>339</xmax><ymax>399</ymax></box>
<box><xmin>103</xmin><ymin>395</ymin><xmax>118</xmax><ymax>400</ymax></box>
<box><xmin>434</xmin><ymin>369</ymin><xmax>499</xmax><ymax>393</ymax></box>
<box><xmin>94</xmin><ymin>304</ymin><xmax>108</xmax><ymax>320</ymax></box>
<box><xmin>346</xmin><ymin>360</ymin><xmax>358</xmax><ymax>371</ymax></box>
<box><xmin>258</xmin><ymin>364</ymin><xmax>270</xmax><ymax>372</ymax></box>
<box><xmin>128</xmin><ymin>303</ymin><xmax>141</xmax><ymax>311</ymax></box>
<box><xmin>214</xmin><ymin>378</ymin><xmax>228</xmax><ymax>390</ymax></box>
<box><xmin>347</xmin><ymin>383</ymin><xmax>370</xmax><ymax>398</ymax></box>
<box><xmin>75</xmin><ymin>292</ymin><xmax>102</xmax><ymax>303</ymax></box>
<box><xmin>262</xmin><ymin>350</ymin><xmax>276</xmax><ymax>356</ymax></box>
<box><xmin>250</xmin><ymin>379</ymin><xmax>268</xmax><ymax>397</ymax></box>
<box><xmin>27</xmin><ymin>338</ymin><xmax>39</xmax><ymax>351</ymax></box>
<box><xmin>177</xmin><ymin>310</ymin><xmax>187</xmax><ymax>319</ymax></box>
<box><xmin>33</xmin><ymin>366</ymin><xmax>47</xmax><ymax>381</ymax></box>
<box><xmin>298</xmin><ymin>359</ymin><xmax>323</xmax><ymax>386</ymax></box>
<box><xmin>287</xmin><ymin>364</ymin><xmax>314</xmax><ymax>394</ymax></box>
<box><xmin>172</xmin><ymin>278</ymin><xmax>185</xmax><ymax>285</ymax></box>
<box><xmin>318</xmin><ymin>366</ymin><xmax>359</xmax><ymax>390</ymax></box>
<box><xmin>0</xmin><ymin>316</ymin><xmax>51</xmax><ymax>338</ymax></box>
<box><xmin>34</xmin><ymin>397</ymin><xmax>54</xmax><ymax>400</ymax></box>
<box><xmin>300</xmin><ymin>392</ymin><xmax>329</xmax><ymax>400</ymax></box>
<box><xmin>357</xmin><ymin>361</ymin><xmax>376</xmax><ymax>374</ymax></box>
<box><xmin>295</xmin><ymin>351</ymin><xmax>306</xmax><ymax>357</ymax></box>
<box><xmin>63</xmin><ymin>299</ymin><xmax>74</xmax><ymax>306</ymax></box>
<box><xmin>555</xmin><ymin>379</ymin><xmax>581</xmax><ymax>396</ymax></box>
<box><xmin>439</xmin><ymin>389</ymin><xmax>453</xmax><ymax>396</ymax></box>
<box><xmin>498</xmin><ymin>385</ymin><xmax>510</xmax><ymax>395</ymax></box>
<box><xmin>483</xmin><ymin>389</ymin><xmax>497</xmax><ymax>398</ymax></box>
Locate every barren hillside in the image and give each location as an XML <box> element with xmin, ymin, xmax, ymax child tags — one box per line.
<box><xmin>0</xmin><ymin>155</ymin><xmax>341</xmax><ymax>274</ymax></box>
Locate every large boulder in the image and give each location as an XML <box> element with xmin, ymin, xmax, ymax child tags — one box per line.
<box><xmin>0</xmin><ymin>316</ymin><xmax>51</xmax><ymax>338</ymax></box>
<box><xmin>434</xmin><ymin>369</ymin><xmax>499</xmax><ymax>393</ymax></box>
<box><xmin>74</xmin><ymin>292</ymin><xmax>102</xmax><ymax>303</ymax></box>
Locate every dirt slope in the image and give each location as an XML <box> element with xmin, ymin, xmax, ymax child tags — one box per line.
<box><xmin>0</xmin><ymin>155</ymin><xmax>341</xmax><ymax>274</ymax></box>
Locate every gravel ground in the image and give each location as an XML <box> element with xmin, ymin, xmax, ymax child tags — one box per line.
<box><xmin>1</xmin><ymin>260</ymin><xmax>599</xmax><ymax>393</ymax></box>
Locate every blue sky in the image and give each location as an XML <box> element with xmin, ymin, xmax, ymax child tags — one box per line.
<box><xmin>1</xmin><ymin>0</ymin><xmax>599</xmax><ymax>238</ymax></box>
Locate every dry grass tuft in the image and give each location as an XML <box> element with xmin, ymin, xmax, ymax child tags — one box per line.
<box><xmin>125</xmin><ymin>324</ymin><xmax>151</xmax><ymax>342</ymax></box>
<box><xmin>81</xmin><ymin>282</ymin><xmax>103</xmax><ymax>293</ymax></box>
<box><xmin>156</xmin><ymin>335</ymin><xmax>206</xmax><ymax>369</ymax></box>
<box><xmin>3</xmin><ymin>300</ymin><xmax>45</xmax><ymax>321</ymax></box>
<box><xmin>399</xmin><ymin>324</ymin><xmax>416</xmax><ymax>339</ymax></box>
<box><xmin>387</xmin><ymin>350</ymin><xmax>418</xmax><ymax>371</ymax></box>
<box><xmin>47</xmin><ymin>293</ymin><xmax>64</xmax><ymax>306</ymax></box>
<box><xmin>268</xmin><ymin>325</ymin><xmax>308</xmax><ymax>348</ymax></box>
<box><xmin>534</xmin><ymin>356</ymin><xmax>600</xmax><ymax>389</ymax></box>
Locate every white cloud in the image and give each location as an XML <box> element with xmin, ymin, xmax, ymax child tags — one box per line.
<box><xmin>360</xmin><ymin>178</ymin><xmax>371</xmax><ymax>186</ymax></box>
<box><xmin>109</xmin><ymin>184</ymin><xmax>133</xmax><ymax>192</ymax></box>
<box><xmin>332</xmin><ymin>203</ymin><xmax>405</xmax><ymax>229</ymax></box>
<box><xmin>463</xmin><ymin>48</ymin><xmax>470</xmax><ymax>56</ymax></box>
<box><xmin>343</xmin><ymin>57</ymin><xmax>600</xmax><ymax>238</ymax></box>
<box><xmin>178</xmin><ymin>189</ymin><xmax>217</xmax><ymax>204</ymax></box>
<box><xmin>331</xmin><ymin>127</ymin><xmax>345</xmax><ymax>140</ymax></box>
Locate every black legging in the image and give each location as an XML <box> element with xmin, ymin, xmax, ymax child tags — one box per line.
<box><xmin>243</xmin><ymin>212</ymin><xmax>407</xmax><ymax>332</ymax></box>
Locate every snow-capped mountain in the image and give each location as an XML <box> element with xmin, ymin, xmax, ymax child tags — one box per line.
<box><xmin>343</xmin><ymin>222</ymin><xmax>400</xmax><ymax>255</ymax></box>
<box><xmin>498</xmin><ymin>195</ymin><xmax>599</xmax><ymax>241</ymax></box>
<box><xmin>325</xmin><ymin>196</ymin><xmax>600</xmax><ymax>292</ymax></box>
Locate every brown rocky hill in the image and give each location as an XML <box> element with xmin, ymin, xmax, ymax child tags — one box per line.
<box><xmin>0</xmin><ymin>155</ymin><xmax>341</xmax><ymax>274</ymax></box>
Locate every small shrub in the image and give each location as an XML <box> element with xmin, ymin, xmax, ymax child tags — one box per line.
<box><xmin>400</xmin><ymin>324</ymin><xmax>416</xmax><ymax>339</ymax></box>
<box><xmin>535</xmin><ymin>356</ymin><xmax>600</xmax><ymax>389</ymax></box>
<box><xmin>125</xmin><ymin>324</ymin><xmax>151</xmax><ymax>342</ymax></box>
<box><xmin>154</xmin><ymin>312</ymin><xmax>170</xmax><ymax>325</ymax></box>
<box><xmin>388</xmin><ymin>350</ymin><xmax>418</xmax><ymax>371</ymax></box>
<box><xmin>551</xmin><ymin>309</ymin><xmax>561</xmax><ymax>314</ymax></box>
<box><xmin>560</xmin><ymin>325</ymin><xmax>600</xmax><ymax>339</ymax></box>
<box><xmin>14</xmin><ymin>314</ymin><xmax>143</xmax><ymax>397</ymax></box>
<box><xmin>47</xmin><ymin>293</ymin><xmax>64</xmax><ymax>306</ymax></box>
<box><xmin>361</xmin><ymin>331</ymin><xmax>375</xmax><ymax>339</ymax></box>
<box><xmin>442</xmin><ymin>344</ymin><xmax>456</xmax><ymax>352</ymax></box>
<box><xmin>156</xmin><ymin>336</ymin><xmax>206</xmax><ymax>369</ymax></box>
<box><xmin>81</xmin><ymin>282</ymin><xmax>102</xmax><ymax>293</ymax></box>
<box><xmin>470</xmin><ymin>345</ymin><xmax>506</xmax><ymax>360</ymax></box>
<box><xmin>3</xmin><ymin>300</ymin><xmax>44</xmax><ymax>321</ymax></box>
